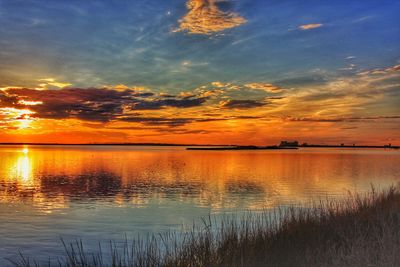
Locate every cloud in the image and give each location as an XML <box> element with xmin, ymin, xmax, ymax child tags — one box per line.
<box><xmin>299</xmin><ymin>23</ymin><xmax>323</xmax><ymax>30</ymax></box>
<box><xmin>2</xmin><ymin>64</ymin><xmax>397</xmax><ymax>134</ymax></box>
<box><xmin>175</xmin><ymin>0</ymin><xmax>246</xmax><ymax>34</ymax></box>
<box><xmin>264</xmin><ymin>64</ymin><xmax>400</xmax><ymax>122</ymax></box>
<box><xmin>220</xmin><ymin>99</ymin><xmax>266</xmax><ymax>109</ymax></box>
<box><xmin>211</xmin><ymin>81</ymin><xmax>225</xmax><ymax>87</ymax></box>
<box><xmin>0</xmin><ymin>87</ymin><xmax>208</xmax><ymax>123</ymax></box>
<box><xmin>38</xmin><ymin>78</ymin><xmax>72</xmax><ymax>89</ymax></box>
<box><xmin>210</xmin><ymin>81</ymin><xmax>285</xmax><ymax>94</ymax></box>
<box><xmin>0</xmin><ymin>83</ymin><xmax>273</xmax><ymax>130</ymax></box>
<box><xmin>118</xmin><ymin>115</ymin><xmax>260</xmax><ymax>127</ymax></box>
<box><xmin>211</xmin><ymin>81</ymin><xmax>241</xmax><ymax>90</ymax></box>
<box><xmin>198</xmin><ymin>89</ymin><xmax>224</xmax><ymax>98</ymax></box>
<box><xmin>119</xmin><ymin>116</ymin><xmax>226</xmax><ymax>127</ymax></box>
<box><xmin>107</xmin><ymin>125</ymin><xmax>214</xmax><ymax>135</ymax></box>
<box><xmin>119</xmin><ymin>117</ymin><xmax>196</xmax><ymax>126</ymax></box>
<box><xmin>358</xmin><ymin>64</ymin><xmax>400</xmax><ymax>76</ymax></box>
<box><xmin>285</xmin><ymin>116</ymin><xmax>400</xmax><ymax>123</ymax></box>
<box><xmin>244</xmin><ymin>83</ymin><xmax>284</xmax><ymax>93</ymax></box>
<box><xmin>131</xmin><ymin>97</ymin><xmax>208</xmax><ymax>110</ymax></box>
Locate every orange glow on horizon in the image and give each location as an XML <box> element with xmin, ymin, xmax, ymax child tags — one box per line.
<box><xmin>0</xmin><ymin>63</ymin><xmax>399</xmax><ymax>146</ymax></box>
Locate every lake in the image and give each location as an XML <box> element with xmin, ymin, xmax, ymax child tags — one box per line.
<box><xmin>0</xmin><ymin>145</ymin><xmax>399</xmax><ymax>264</ymax></box>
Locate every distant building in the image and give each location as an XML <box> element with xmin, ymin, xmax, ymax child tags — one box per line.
<box><xmin>280</xmin><ymin>140</ymin><xmax>299</xmax><ymax>147</ymax></box>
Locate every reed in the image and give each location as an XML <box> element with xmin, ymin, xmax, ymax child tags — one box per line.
<box><xmin>10</xmin><ymin>186</ymin><xmax>400</xmax><ymax>267</ymax></box>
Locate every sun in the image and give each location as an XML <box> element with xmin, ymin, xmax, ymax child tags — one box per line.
<box><xmin>0</xmin><ymin>107</ymin><xmax>35</xmax><ymax>129</ymax></box>
<box><xmin>18</xmin><ymin>115</ymin><xmax>33</xmax><ymax>129</ymax></box>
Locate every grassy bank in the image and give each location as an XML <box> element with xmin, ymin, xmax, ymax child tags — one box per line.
<box><xmin>10</xmin><ymin>187</ymin><xmax>400</xmax><ymax>267</ymax></box>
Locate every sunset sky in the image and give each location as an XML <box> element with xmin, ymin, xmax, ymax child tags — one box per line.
<box><xmin>0</xmin><ymin>0</ymin><xmax>399</xmax><ymax>145</ymax></box>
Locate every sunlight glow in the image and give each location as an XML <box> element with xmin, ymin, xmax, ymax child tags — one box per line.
<box><xmin>38</xmin><ymin>78</ymin><xmax>72</xmax><ymax>88</ymax></box>
<box><xmin>0</xmin><ymin>107</ymin><xmax>34</xmax><ymax>115</ymax></box>
<box><xmin>18</xmin><ymin>100</ymin><xmax>43</xmax><ymax>106</ymax></box>
<box><xmin>0</xmin><ymin>107</ymin><xmax>36</xmax><ymax>129</ymax></box>
<box><xmin>16</xmin><ymin>153</ymin><xmax>31</xmax><ymax>183</ymax></box>
<box><xmin>18</xmin><ymin>116</ymin><xmax>34</xmax><ymax>129</ymax></box>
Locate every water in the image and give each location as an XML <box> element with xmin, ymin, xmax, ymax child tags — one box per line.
<box><xmin>0</xmin><ymin>145</ymin><xmax>399</xmax><ymax>264</ymax></box>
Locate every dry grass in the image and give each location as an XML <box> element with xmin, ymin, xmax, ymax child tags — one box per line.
<box><xmin>9</xmin><ymin>186</ymin><xmax>400</xmax><ymax>267</ymax></box>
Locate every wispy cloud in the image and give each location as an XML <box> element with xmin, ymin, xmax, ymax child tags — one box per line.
<box><xmin>211</xmin><ymin>81</ymin><xmax>285</xmax><ymax>93</ymax></box>
<box><xmin>38</xmin><ymin>78</ymin><xmax>72</xmax><ymax>89</ymax></box>
<box><xmin>211</xmin><ymin>81</ymin><xmax>241</xmax><ymax>90</ymax></box>
<box><xmin>358</xmin><ymin>64</ymin><xmax>400</xmax><ymax>76</ymax></box>
<box><xmin>299</xmin><ymin>23</ymin><xmax>323</xmax><ymax>30</ymax></box>
<box><xmin>220</xmin><ymin>99</ymin><xmax>266</xmax><ymax>109</ymax></box>
<box><xmin>285</xmin><ymin>116</ymin><xmax>400</xmax><ymax>123</ymax></box>
<box><xmin>244</xmin><ymin>83</ymin><xmax>284</xmax><ymax>93</ymax></box>
<box><xmin>265</xmin><ymin>64</ymin><xmax>400</xmax><ymax>122</ymax></box>
<box><xmin>175</xmin><ymin>0</ymin><xmax>246</xmax><ymax>35</ymax></box>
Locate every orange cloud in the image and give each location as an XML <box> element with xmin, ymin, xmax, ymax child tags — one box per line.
<box><xmin>176</xmin><ymin>0</ymin><xmax>246</xmax><ymax>34</ymax></box>
<box><xmin>38</xmin><ymin>78</ymin><xmax>71</xmax><ymax>89</ymax></box>
<box><xmin>299</xmin><ymin>23</ymin><xmax>323</xmax><ymax>30</ymax></box>
<box><xmin>358</xmin><ymin>64</ymin><xmax>400</xmax><ymax>76</ymax></box>
<box><xmin>244</xmin><ymin>83</ymin><xmax>284</xmax><ymax>93</ymax></box>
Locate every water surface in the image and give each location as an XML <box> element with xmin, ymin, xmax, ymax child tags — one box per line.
<box><xmin>0</xmin><ymin>145</ymin><xmax>399</xmax><ymax>264</ymax></box>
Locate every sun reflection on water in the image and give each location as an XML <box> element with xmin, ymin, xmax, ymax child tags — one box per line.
<box><xmin>15</xmin><ymin>147</ymin><xmax>32</xmax><ymax>184</ymax></box>
<box><xmin>22</xmin><ymin>147</ymin><xmax>29</xmax><ymax>154</ymax></box>
<box><xmin>0</xmin><ymin>146</ymin><xmax>399</xmax><ymax>213</ymax></box>
<box><xmin>0</xmin><ymin>146</ymin><xmax>70</xmax><ymax>213</ymax></box>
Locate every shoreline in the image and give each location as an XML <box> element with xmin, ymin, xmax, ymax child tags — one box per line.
<box><xmin>0</xmin><ymin>143</ymin><xmax>398</xmax><ymax>149</ymax></box>
<box><xmin>186</xmin><ymin>146</ymin><xmax>299</xmax><ymax>150</ymax></box>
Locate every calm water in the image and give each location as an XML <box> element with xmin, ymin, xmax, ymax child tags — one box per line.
<box><xmin>0</xmin><ymin>145</ymin><xmax>399</xmax><ymax>264</ymax></box>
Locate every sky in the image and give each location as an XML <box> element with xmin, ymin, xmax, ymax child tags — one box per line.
<box><xmin>0</xmin><ymin>0</ymin><xmax>399</xmax><ymax>145</ymax></box>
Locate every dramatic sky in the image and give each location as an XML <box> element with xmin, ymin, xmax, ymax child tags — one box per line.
<box><xmin>0</xmin><ymin>0</ymin><xmax>399</xmax><ymax>145</ymax></box>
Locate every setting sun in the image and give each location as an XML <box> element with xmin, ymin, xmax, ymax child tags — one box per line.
<box><xmin>18</xmin><ymin>116</ymin><xmax>34</xmax><ymax>130</ymax></box>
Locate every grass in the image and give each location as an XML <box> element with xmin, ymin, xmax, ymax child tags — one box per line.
<box><xmin>9</xmin><ymin>186</ymin><xmax>400</xmax><ymax>267</ymax></box>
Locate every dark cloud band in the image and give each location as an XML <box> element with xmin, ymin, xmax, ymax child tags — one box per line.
<box><xmin>0</xmin><ymin>88</ymin><xmax>209</xmax><ymax>123</ymax></box>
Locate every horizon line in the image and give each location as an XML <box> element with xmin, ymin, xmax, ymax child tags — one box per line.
<box><xmin>0</xmin><ymin>142</ymin><xmax>398</xmax><ymax>149</ymax></box>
